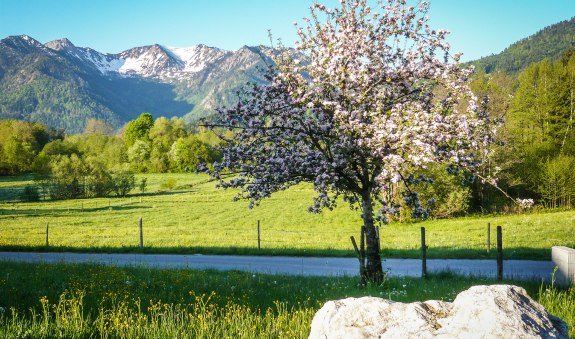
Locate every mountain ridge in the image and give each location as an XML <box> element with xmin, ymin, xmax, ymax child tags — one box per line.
<box><xmin>0</xmin><ymin>34</ymin><xmax>278</xmax><ymax>132</ymax></box>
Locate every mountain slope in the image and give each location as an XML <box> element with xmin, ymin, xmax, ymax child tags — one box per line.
<box><xmin>472</xmin><ymin>17</ymin><xmax>575</xmax><ymax>73</ymax></box>
<box><xmin>0</xmin><ymin>35</ymin><xmax>120</xmax><ymax>130</ymax></box>
<box><xmin>0</xmin><ymin>35</ymin><xmax>277</xmax><ymax>133</ymax></box>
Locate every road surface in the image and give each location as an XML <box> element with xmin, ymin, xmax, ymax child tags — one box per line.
<box><xmin>0</xmin><ymin>252</ymin><xmax>555</xmax><ymax>281</ymax></box>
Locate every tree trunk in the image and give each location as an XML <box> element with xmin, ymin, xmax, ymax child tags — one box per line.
<box><xmin>361</xmin><ymin>193</ymin><xmax>384</xmax><ymax>283</ymax></box>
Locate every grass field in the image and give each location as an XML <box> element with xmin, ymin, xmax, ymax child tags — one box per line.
<box><xmin>0</xmin><ymin>173</ymin><xmax>574</xmax><ymax>260</ymax></box>
<box><xmin>0</xmin><ymin>261</ymin><xmax>573</xmax><ymax>338</ymax></box>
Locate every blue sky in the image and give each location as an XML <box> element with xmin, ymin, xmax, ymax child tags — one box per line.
<box><xmin>1</xmin><ymin>0</ymin><xmax>574</xmax><ymax>61</ymax></box>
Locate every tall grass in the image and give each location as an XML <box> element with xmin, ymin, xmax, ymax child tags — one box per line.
<box><xmin>3</xmin><ymin>286</ymin><xmax>570</xmax><ymax>338</ymax></box>
<box><xmin>0</xmin><ymin>293</ymin><xmax>313</xmax><ymax>338</ymax></box>
<box><xmin>538</xmin><ymin>281</ymin><xmax>575</xmax><ymax>338</ymax></box>
<box><xmin>0</xmin><ymin>261</ymin><xmax>572</xmax><ymax>338</ymax></box>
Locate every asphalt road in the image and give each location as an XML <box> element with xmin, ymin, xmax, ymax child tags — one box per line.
<box><xmin>0</xmin><ymin>252</ymin><xmax>555</xmax><ymax>281</ymax></box>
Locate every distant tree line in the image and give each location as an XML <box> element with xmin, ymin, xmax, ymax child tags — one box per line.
<box><xmin>472</xmin><ymin>18</ymin><xmax>575</xmax><ymax>74</ymax></box>
<box><xmin>0</xmin><ymin>114</ymin><xmax>221</xmax><ymax>200</ymax></box>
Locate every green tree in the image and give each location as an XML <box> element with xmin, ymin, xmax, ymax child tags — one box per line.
<box><xmin>536</xmin><ymin>155</ymin><xmax>575</xmax><ymax>208</ymax></box>
<box><xmin>139</xmin><ymin>177</ymin><xmax>148</xmax><ymax>193</ymax></box>
<box><xmin>0</xmin><ymin>120</ymin><xmax>50</xmax><ymax>174</ymax></box>
<box><xmin>169</xmin><ymin>136</ymin><xmax>212</xmax><ymax>172</ymax></box>
<box><xmin>495</xmin><ymin>51</ymin><xmax>575</xmax><ymax>207</ymax></box>
<box><xmin>468</xmin><ymin>71</ymin><xmax>524</xmax><ymax>211</ymax></box>
<box><xmin>149</xmin><ymin>117</ymin><xmax>188</xmax><ymax>172</ymax></box>
<box><xmin>128</xmin><ymin>140</ymin><xmax>151</xmax><ymax>172</ymax></box>
<box><xmin>46</xmin><ymin>154</ymin><xmax>87</xmax><ymax>199</ymax></box>
<box><xmin>84</xmin><ymin>156</ymin><xmax>113</xmax><ymax>197</ymax></box>
<box><xmin>124</xmin><ymin>113</ymin><xmax>154</xmax><ymax>146</ymax></box>
<box><xmin>110</xmin><ymin>170</ymin><xmax>136</xmax><ymax>197</ymax></box>
<box><xmin>83</xmin><ymin>118</ymin><xmax>114</xmax><ymax>135</ymax></box>
<box><xmin>101</xmin><ymin>137</ymin><xmax>129</xmax><ymax>169</ymax></box>
<box><xmin>40</xmin><ymin>139</ymin><xmax>79</xmax><ymax>157</ymax></box>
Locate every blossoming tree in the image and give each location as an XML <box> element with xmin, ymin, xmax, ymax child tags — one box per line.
<box><xmin>207</xmin><ymin>0</ymin><xmax>495</xmax><ymax>282</ymax></box>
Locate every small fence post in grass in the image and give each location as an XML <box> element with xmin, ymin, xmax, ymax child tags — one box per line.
<box><xmin>486</xmin><ymin>222</ymin><xmax>491</xmax><ymax>254</ymax></box>
<box><xmin>421</xmin><ymin>227</ymin><xmax>427</xmax><ymax>278</ymax></box>
<box><xmin>350</xmin><ymin>235</ymin><xmax>366</xmax><ymax>286</ymax></box>
<box><xmin>45</xmin><ymin>223</ymin><xmax>49</xmax><ymax>247</ymax></box>
<box><xmin>139</xmin><ymin>217</ymin><xmax>143</xmax><ymax>249</ymax></box>
<box><xmin>497</xmin><ymin>225</ymin><xmax>503</xmax><ymax>281</ymax></box>
<box><xmin>81</xmin><ymin>203</ymin><xmax>84</xmax><ymax>213</ymax></box>
<box><xmin>139</xmin><ymin>196</ymin><xmax>142</xmax><ymax>203</ymax></box>
<box><xmin>257</xmin><ymin>220</ymin><xmax>261</xmax><ymax>250</ymax></box>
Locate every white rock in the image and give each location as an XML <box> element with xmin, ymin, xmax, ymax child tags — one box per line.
<box><xmin>309</xmin><ymin>285</ymin><xmax>568</xmax><ymax>339</ymax></box>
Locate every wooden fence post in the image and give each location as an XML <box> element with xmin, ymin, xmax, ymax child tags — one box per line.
<box><xmin>360</xmin><ymin>226</ymin><xmax>365</xmax><ymax>263</ymax></box>
<box><xmin>497</xmin><ymin>226</ymin><xmax>503</xmax><ymax>281</ymax></box>
<box><xmin>139</xmin><ymin>217</ymin><xmax>143</xmax><ymax>249</ymax></box>
<box><xmin>257</xmin><ymin>220</ymin><xmax>261</xmax><ymax>250</ymax></box>
<box><xmin>375</xmin><ymin>226</ymin><xmax>381</xmax><ymax>253</ymax></box>
<box><xmin>487</xmin><ymin>222</ymin><xmax>491</xmax><ymax>254</ymax></box>
<box><xmin>350</xmin><ymin>235</ymin><xmax>366</xmax><ymax>285</ymax></box>
<box><xmin>421</xmin><ymin>227</ymin><xmax>427</xmax><ymax>278</ymax></box>
<box><xmin>45</xmin><ymin>223</ymin><xmax>49</xmax><ymax>247</ymax></box>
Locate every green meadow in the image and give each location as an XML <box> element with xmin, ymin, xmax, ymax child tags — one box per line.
<box><xmin>0</xmin><ymin>173</ymin><xmax>573</xmax><ymax>260</ymax></box>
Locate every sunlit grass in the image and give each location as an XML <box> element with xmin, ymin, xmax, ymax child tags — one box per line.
<box><xmin>0</xmin><ymin>261</ymin><xmax>572</xmax><ymax>338</ymax></box>
<box><xmin>0</xmin><ymin>173</ymin><xmax>574</xmax><ymax>259</ymax></box>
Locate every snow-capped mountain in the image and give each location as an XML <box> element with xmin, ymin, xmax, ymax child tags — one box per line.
<box><xmin>43</xmin><ymin>38</ymin><xmax>253</xmax><ymax>82</ymax></box>
<box><xmin>45</xmin><ymin>37</ymin><xmax>123</xmax><ymax>74</ymax></box>
<box><xmin>0</xmin><ymin>34</ymin><xmax>285</xmax><ymax>132</ymax></box>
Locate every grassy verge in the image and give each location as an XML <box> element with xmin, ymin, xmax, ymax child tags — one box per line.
<box><xmin>0</xmin><ymin>173</ymin><xmax>574</xmax><ymax>260</ymax></box>
<box><xmin>0</xmin><ymin>261</ymin><xmax>573</xmax><ymax>338</ymax></box>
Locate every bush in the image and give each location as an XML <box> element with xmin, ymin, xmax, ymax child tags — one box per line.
<box><xmin>415</xmin><ymin>165</ymin><xmax>471</xmax><ymax>219</ymax></box>
<box><xmin>160</xmin><ymin>178</ymin><xmax>177</xmax><ymax>190</ymax></box>
<box><xmin>20</xmin><ymin>185</ymin><xmax>40</xmax><ymax>202</ymax></box>
<box><xmin>110</xmin><ymin>171</ymin><xmax>136</xmax><ymax>197</ymax></box>
<box><xmin>139</xmin><ymin>177</ymin><xmax>148</xmax><ymax>193</ymax></box>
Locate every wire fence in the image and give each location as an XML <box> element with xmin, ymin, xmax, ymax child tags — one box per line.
<box><xmin>0</xmin><ymin>197</ymin><xmax>573</xmax><ymax>259</ymax></box>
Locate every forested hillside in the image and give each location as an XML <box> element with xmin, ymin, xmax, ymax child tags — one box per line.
<box><xmin>472</xmin><ymin>17</ymin><xmax>575</xmax><ymax>73</ymax></box>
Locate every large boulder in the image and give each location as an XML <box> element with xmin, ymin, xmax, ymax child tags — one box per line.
<box><xmin>309</xmin><ymin>285</ymin><xmax>568</xmax><ymax>339</ymax></box>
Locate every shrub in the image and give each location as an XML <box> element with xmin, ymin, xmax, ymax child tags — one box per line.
<box><xmin>110</xmin><ymin>171</ymin><xmax>136</xmax><ymax>197</ymax></box>
<box><xmin>20</xmin><ymin>185</ymin><xmax>40</xmax><ymax>202</ymax></box>
<box><xmin>139</xmin><ymin>177</ymin><xmax>148</xmax><ymax>193</ymax></box>
<box><xmin>160</xmin><ymin>178</ymin><xmax>177</xmax><ymax>190</ymax></box>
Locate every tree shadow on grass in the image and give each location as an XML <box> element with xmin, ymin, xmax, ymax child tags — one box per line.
<box><xmin>0</xmin><ymin>205</ymin><xmax>151</xmax><ymax>217</ymax></box>
<box><xmin>382</xmin><ymin>246</ymin><xmax>553</xmax><ymax>261</ymax></box>
<box><xmin>0</xmin><ymin>187</ymin><xmax>198</xmax><ymax>204</ymax></box>
<box><xmin>134</xmin><ymin>189</ymin><xmax>198</xmax><ymax>197</ymax></box>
